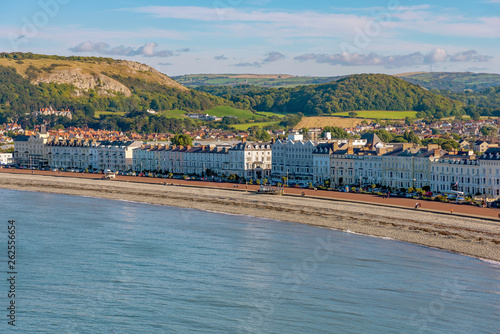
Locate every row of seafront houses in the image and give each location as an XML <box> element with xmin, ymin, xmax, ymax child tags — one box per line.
<box><xmin>12</xmin><ymin>129</ymin><xmax>500</xmax><ymax>198</ymax></box>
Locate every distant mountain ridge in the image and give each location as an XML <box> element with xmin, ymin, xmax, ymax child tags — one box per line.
<box><xmin>394</xmin><ymin>72</ymin><xmax>500</xmax><ymax>92</ymax></box>
<box><xmin>176</xmin><ymin>71</ymin><xmax>500</xmax><ymax>92</ymax></box>
<box><xmin>173</xmin><ymin>73</ymin><xmax>339</xmax><ymax>88</ymax></box>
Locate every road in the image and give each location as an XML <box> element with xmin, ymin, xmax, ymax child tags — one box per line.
<box><xmin>1</xmin><ymin>168</ymin><xmax>499</xmax><ymax>220</ymax></box>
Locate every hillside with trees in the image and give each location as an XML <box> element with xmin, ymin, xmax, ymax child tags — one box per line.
<box><xmin>437</xmin><ymin>86</ymin><xmax>500</xmax><ymax>119</ymax></box>
<box><xmin>0</xmin><ymin>53</ymin><xmax>232</xmax><ymax>133</ymax></box>
<box><xmin>395</xmin><ymin>72</ymin><xmax>500</xmax><ymax>92</ymax></box>
<box><xmin>197</xmin><ymin>74</ymin><xmax>462</xmax><ymax>118</ymax></box>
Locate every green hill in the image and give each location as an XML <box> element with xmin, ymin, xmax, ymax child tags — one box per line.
<box><xmin>0</xmin><ymin>53</ymin><xmax>233</xmax><ymax>132</ymax></box>
<box><xmin>197</xmin><ymin>74</ymin><xmax>462</xmax><ymax>118</ymax></box>
<box><xmin>175</xmin><ymin>72</ymin><xmax>500</xmax><ymax>92</ymax></box>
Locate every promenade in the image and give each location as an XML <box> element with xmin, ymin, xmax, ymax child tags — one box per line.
<box><xmin>2</xmin><ymin>168</ymin><xmax>499</xmax><ymax>220</ymax></box>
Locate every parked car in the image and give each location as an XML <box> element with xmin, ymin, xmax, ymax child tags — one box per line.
<box><xmin>489</xmin><ymin>200</ymin><xmax>500</xmax><ymax>208</ymax></box>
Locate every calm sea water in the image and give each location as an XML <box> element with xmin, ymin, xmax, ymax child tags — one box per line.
<box><xmin>0</xmin><ymin>189</ymin><xmax>498</xmax><ymax>334</ymax></box>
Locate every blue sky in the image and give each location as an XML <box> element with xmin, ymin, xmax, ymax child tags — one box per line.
<box><xmin>1</xmin><ymin>0</ymin><xmax>499</xmax><ymax>76</ymax></box>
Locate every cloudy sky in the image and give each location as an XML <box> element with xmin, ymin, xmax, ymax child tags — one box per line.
<box><xmin>2</xmin><ymin>0</ymin><xmax>499</xmax><ymax>76</ymax></box>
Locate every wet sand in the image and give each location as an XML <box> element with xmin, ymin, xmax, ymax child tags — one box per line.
<box><xmin>1</xmin><ymin>172</ymin><xmax>499</xmax><ymax>262</ymax></box>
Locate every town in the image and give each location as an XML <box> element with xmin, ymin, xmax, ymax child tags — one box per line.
<box><xmin>4</xmin><ymin>117</ymin><xmax>500</xmax><ymax>202</ymax></box>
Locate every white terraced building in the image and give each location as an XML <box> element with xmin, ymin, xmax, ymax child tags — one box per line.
<box><xmin>313</xmin><ymin>134</ymin><xmax>386</xmax><ymax>187</ymax></box>
<box><xmin>271</xmin><ymin>137</ymin><xmax>318</xmax><ymax>185</ymax></box>
<box><xmin>46</xmin><ymin>139</ymin><xmax>99</xmax><ymax>170</ymax></box>
<box><xmin>0</xmin><ymin>153</ymin><xmax>12</xmax><ymax>165</ymax></box>
<box><xmin>226</xmin><ymin>142</ymin><xmax>272</xmax><ymax>179</ymax></box>
<box><xmin>478</xmin><ymin>148</ymin><xmax>500</xmax><ymax>196</ymax></box>
<box><xmin>431</xmin><ymin>154</ymin><xmax>480</xmax><ymax>195</ymax></box>
<box><xmin>312</xmin><ymin>143</ymin><xmax>334</xmax><ymax>185</ymax></box>
<box><xmin>132</xmin><ymin>141</ymin><xmax>272</xmax><ymax>179</ymax></box>
<box><xmin>381</xmin><ymin>146</ymin><xmax>437</xmax><ymax>190</ymax></box>
<box><xmin>13</xmin><ymin>129</ymin><xmax>50</xmax><ymax>168</ymax></box>
<box><xmin>329</xmin><ymin>147</ymin><xmax>383</xmax><ymax>188</ymax></box>
<box><xmin>96</xmin><ymin>141</ymin><xmax>142</xmax><ymax>172</ymax></box>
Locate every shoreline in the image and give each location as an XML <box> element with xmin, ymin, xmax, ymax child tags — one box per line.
<box><xmin>1</xmin><ymin>173</ymin><xmax>500</xmax><ymax>262</ymax></box>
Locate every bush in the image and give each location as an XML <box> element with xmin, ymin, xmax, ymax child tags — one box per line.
<box><xmin>436</xmin><ymin>195</ymin><xmax>448</xmax><ymax>203</ymax></box>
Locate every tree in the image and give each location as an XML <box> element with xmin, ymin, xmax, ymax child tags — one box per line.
<box><xmin>404</xmin><ymin>116</ymin><xmax>414</xmax><ymax>125</ymax></box>
<box><xmin>171</xmin><ymin>134</ymin><xmax>193</xmax><ymax>146</ymax></box>
<box><xmin>431</xmin><ymin>128</ymin><xmax>440</xmax><ymax>135</ymax></box>
<box><xmin>480</xmin><ymin>125</ymin><xmax>498</xmax><ymax>137</ymax></box>
<box><xmin>248</xmin><ymin>127</ymin><xmax>271</xmax><ymax>141</ymax></box>
<box><xmin>403</xmin><ymin>130</ymin><xmax>421</xmax><ymax>145</ymax></box>
<box><xmin>442</xmin><ymin>143</ymin><xmax>454</xmax><ymax>151</ymax></box>
<box><xmin>323</xmin><ymin>126</ymin><xmax>349</xmax><ymax>139</ymax></box>
<box><xmin>348</xmin><ymin>112</ymin><xmax>358</xmax><ymax>118</ymax></box>
<box><xmin>373</xmin><ymin>129</ymin><xmax>393</xmax><ymax>143</ymax></box>
<box><xmin>83</xmin><ymin>104</ymin><xmax>95</xmax><ymax>118</ymax></box>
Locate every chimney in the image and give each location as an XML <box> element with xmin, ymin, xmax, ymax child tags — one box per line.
<box><xmin>402</xmin><ymin>143</ymin><xmax>412</xmax><ymax>150</ymax></box>
<box><xmin>242</xmin><ymin>137</ymin><xmax>247</xmax><ymax>143</ymax></box>
<box><xmin>433</xmin><ymin>149</ymin><xmax>442</xmax><ymax>158</ymax></box>
<box><xmin>347</xmin><ymin>140</ymin><xmax>354</xmax><ymax>154</ymax></box>
<box><xmin>333</xmin><ymin>141</ymin><xmax>339</xmax><ymax>152</ymax></box>
<box><xmin>271</xmin><ymin>137</ymin><xmax>275</xmax><ymax>144</ymax></box>
<box><xmin>377</xmin><ymin>147</ymin><xmax>387</xmax><ymax>155</ymax></box>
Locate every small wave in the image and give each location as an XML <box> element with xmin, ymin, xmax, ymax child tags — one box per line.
<box><xmin>479</xmin><ymin>258</ymin><xmax>500</xmax><ymax>267</ymax></box>
<box><xmin>344</xmin><ymin>229</ymin><xmax>394</xmax><ymax>241</ymax></box>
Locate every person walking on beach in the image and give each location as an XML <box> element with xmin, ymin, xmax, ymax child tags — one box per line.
<box><xmin>415</xmin><ymin>203</ymin><xmax>419</xmax><ymax>209</ymax></box>
<box><xmin>450</xmin><ymin>208</ymin><xmax>454</xmax><ymax>214</ymax></box>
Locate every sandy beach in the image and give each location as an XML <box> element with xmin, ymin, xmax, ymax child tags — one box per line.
<box><xmin>1</xmin><ymin>172</ymin><xmax>499</xmax><ymax>262</ymax></box>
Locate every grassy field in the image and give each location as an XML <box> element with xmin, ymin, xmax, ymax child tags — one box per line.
<box><xmin>173</xmin><ymin>74</ymin><xmax>337</xmax><ymax>88</ymax></box>
<box><xmin>158</xmin><ymin>110</ymin><xmax>188</xmax><ymax>119</ymax></box>
<box><xmin>294</xmin><ymin>117</ymin><xmax>366</xmax><ymax>130</ymax></box>
<box><xmin>231</xmin><ymin>122</ymin><xmax>280</xmax><ymax>131</ymax></box>
<box><xmin>95</xmin><ymin>111</ymin><xmax>126</xmax><ymax>118</ymax></box>
<box><xmin>204</xmin><ymin>106</ymin><xmax>267</xmax><ymax>120</ymax></box>
<box><xmin>333</xmin><ymin>110</ymin><xmax>418</xmax><ymax>119</ymax></box>
<box><xmin>255</xmin><ymin>111</ymin><xmax>286</xmax><ymax>118</ymax></box>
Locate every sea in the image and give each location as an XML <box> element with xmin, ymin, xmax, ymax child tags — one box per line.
<box><xmin>0</xmin><ymin>188</ymin><xmax>499</xmax><ymax>334</ymax></box>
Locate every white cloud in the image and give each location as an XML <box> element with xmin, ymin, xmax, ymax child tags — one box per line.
<box><xmin>449</xmin><ymin>50</ymin><xmax>493</xmax><ymax>62</ymax></box>
<box><xmin>69</xmin><ymin>41</ymin><xmax>175</xmax><ymax>57</ymax></box>
<box><xmin>128</xmin><ymin>5</ymin><xmax>500</xmax><ymax>40</ymax></box>
<box><xmin>424</xmin><ymin>48</ymin><xmax>448</xmax><ymax>63</ymax></box>
<box><xmin>263</xmin><ymin>52</ymin><xmax>285</xmax><ymax>62</ymax></box>
<box><xmin>233</xmin><ymin>61</ymin><xmax>262</xmax><ymax>67</ymax></box>
<box><xmin>294</xmin><ymin>49</ymin><xmax>492</xmax><ymax>67</ymax></box>
<box><xmin>129</xmin><ymin>6</ymin><xmax>370</xmax><ymax>33</ymax></box>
